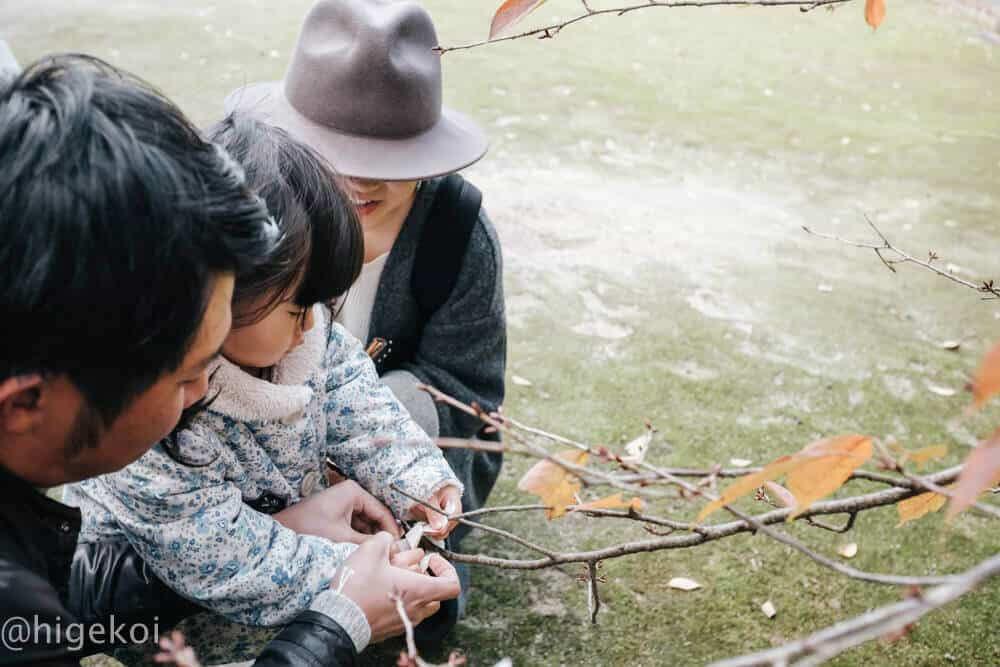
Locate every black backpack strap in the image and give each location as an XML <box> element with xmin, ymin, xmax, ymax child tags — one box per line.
<box><xmin>411</xmin><ymin>174</ymin><xmax>482</xmax><ymax>319</ymax></box>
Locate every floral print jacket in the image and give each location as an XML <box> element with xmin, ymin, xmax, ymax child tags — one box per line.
<box><xmin>65</xmin><ymin>306</ymin><xmax>460</xmax><ymax>627</ymax></box>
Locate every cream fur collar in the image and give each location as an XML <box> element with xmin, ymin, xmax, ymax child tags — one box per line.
<box><xmin>208</xmin><ymin>304</ymin><xmax>327</xmax><ymax>422</ymax></box>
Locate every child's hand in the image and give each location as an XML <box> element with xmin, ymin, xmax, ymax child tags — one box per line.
<box><xmin>413</xmin><ymin>485</ymin><xmax>462</xmax><ymax>539</ymax></box>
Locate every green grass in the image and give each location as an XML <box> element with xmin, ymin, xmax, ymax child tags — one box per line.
<box><xmin>7</xmin><ymin>0</ymin><xmax>999</xmax><ymax>664</ymax></box>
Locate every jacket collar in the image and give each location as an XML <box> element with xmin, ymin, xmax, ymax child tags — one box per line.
<box><xmin>368</xmin><ymin>178</ymin><xmax>437</xmax><ymax>341</ymax></box>
<box><xmin>207</xmin><ymin>304</ymin><xmax>327</xmax><ymax>422</ymax></box>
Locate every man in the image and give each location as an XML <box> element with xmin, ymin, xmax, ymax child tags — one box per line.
<box><xmin>0</xmin><ymin>53</ymin><xmax>459</xmax><ymax>666</ymax></box>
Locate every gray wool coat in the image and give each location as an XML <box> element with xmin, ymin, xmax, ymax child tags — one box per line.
<box><xmin>362</xmin><ymin>177</ymin><xmax>507</xmax><ymax>528</ymax></box>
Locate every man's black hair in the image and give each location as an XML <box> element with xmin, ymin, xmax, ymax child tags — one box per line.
<box><xmin>206</xmin><ymin>114</ymin><xmax>364</xmax><ymax>327</ymax></box>
<box><xmin>0</xmin><ymin>54</ymin><xmax>276</xmax><ymax>425</ymax></box>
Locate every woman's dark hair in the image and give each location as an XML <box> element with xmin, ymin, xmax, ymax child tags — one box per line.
<box><xmin>206</xmin><ymin>114</ymin><xmax>364</xmax><ymax>327</ymax></box>
<box><xmin>0</xmin><ymin>54</ymin><xmax>276</xmax><ymax>426</ymax></box>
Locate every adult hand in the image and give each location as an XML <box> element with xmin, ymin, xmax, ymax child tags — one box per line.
<box><xmin>411</xmin><ymin>484</ymin><xmax>462</xmax><ymax>539</ymax></box>
<box><xmin>275</xmin><ymin>480</ymin><xmax>401</xmax><ymax>542</ymax></box>
<box><xmin>338</xmin><ymin>532</ymin><xmax>461</xmax><ymax>643</ymax></box>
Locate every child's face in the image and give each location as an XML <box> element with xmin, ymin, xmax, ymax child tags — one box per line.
<box><xmin>340</xmin><ymin>177</ymin><xmax>418</xmax><ymax>231</ymax></box>
<box><xmin>223</xmin><ymin>296</ymin><xmax>316</xmax><ymax>370</ymax></box>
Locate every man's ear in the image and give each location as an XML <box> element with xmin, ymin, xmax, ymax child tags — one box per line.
<box><xmin>0</xmin><ymin>375</ymin><xmax>46</xmax><ymax>434</ymax></box>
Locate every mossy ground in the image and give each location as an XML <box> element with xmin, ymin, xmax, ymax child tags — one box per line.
<box><xmin>5</xmin><ymin>0</ymin><xmax>999</xmax><ymax>663</ymax></box>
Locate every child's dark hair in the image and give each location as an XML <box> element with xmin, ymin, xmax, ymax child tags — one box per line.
<box><xmin>206</xmin><ymin>114</ymin><xmax>364</xmax><ymax>327</ymax></box>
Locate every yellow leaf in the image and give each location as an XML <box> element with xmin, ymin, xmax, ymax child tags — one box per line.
<box><xmin>947</xmin><ymin>428</ymin><xmax>1000</xmax><ymax>519</ymax></box>
<box><xmin>571</xmin><ymin>493</ymin><xmax>643</xmax><ymax>514</ymax></box>
<box><xmin>696</xmin><ymin>455</ymin><xmax>801</xmax><ymax>521</ymax></box>
<box><xmin>897</xmin><ymin>489</ymin><xmax>948</xmax><ymax>526</ymax></box>
<box><xmin>786</xmin><ymin>435</ymin><xmax>873</xmax><ymax>519</ymax></box>
<box><xmin>968</xmin><ymin>338</ymin><xmax>1000</xmax><ymax>411</ymax></box>
<box><xmin>907</xmin><ymin>444</ymin><xmax>948</xmax><ymax>467</ymax></box>
<box><xmin>697</xmin><ymin>435</ymin><xmax>872</xmax><ymax>522</ymax></box>
<box><xmin>517</xmin><ymin>449</ymin><xmax>588</xmax><ymax>519</ymax></box>
<box><xmin>864</xmin><ymin>0</ymin><xmax>885</xmax><ymax>29</ymax></box>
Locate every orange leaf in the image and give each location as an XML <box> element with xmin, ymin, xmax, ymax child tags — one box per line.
<box><xmin>906</xmin><ymin>444</ymin><xmax>948</xmax><ymax>467</ymax></box>
<box><xmin>786</xmin><ymin>436</ymin><xmax>872</xmax><ymax>519</ymax></box>
<box><xmin>698</xmin><ymin>435</ymin><xmax>872</xmax><ymax>522</ymax></box>
<box><xmin>968</xmin><ymin>339</ymin><xmax>1000</xmax><ymax>411</ymax></box>
<box><xmin>517</xmin><ymin>449</ymin><xmax>588</xmax><ymax>519</ymax></box>
<box><xmin>697</xmin><ymin>455</ymin><xmax>801</xmax><ymax>521</ymax></box>
<box><xmin>897</xmin><ymin>489</ymin><xmax>948</xmax><ymax>526</ymax></box>
<box><xmin>571</xmin><ymin>493</ymin><xmax>643</xmax><ymax>513</ymax></box>
<box><xmin>864</xmin><ymin>0</ymin><xmax>886</xmax><ymax>29</ymax></box>
<box><xmin>490</xmin><ymin>0</ymin><xmax>547</xmax><ymax>39</ymax></box>
<box><xmin>947</xmin><ymin>428</ymin><xmax>1000</xmax><ymax>519</ymax></box>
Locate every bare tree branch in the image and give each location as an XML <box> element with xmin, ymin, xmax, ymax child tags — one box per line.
<box><xmin>802</xmin><ymin>217</ymin><xmax>1000</xmax><ymax>299</ymax></box>
<box><xmin>435</xmin><ymin>0</ymin><xmax>858</xmax><ymax>53</ymax></box>
<box><xmin>711</xmin><ymin>551</ymin><xmax>1000</xmax><ymax>666</ymax></box>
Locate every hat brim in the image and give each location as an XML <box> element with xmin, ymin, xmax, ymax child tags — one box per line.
<box><xmin>225</xmin><ymin>82</ymin><xmax>488</xmax><ymax>182</ymax></box>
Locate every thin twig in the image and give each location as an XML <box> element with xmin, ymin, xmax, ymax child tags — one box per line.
<box><xmin>435</xmin><ymin>0</ymin><xmax>857</xmax><ymax>53</ymax></box>
<box><xmin>711</xmin><ymin>551</ymin><xmax>1000</xmax><ymax>666</ymax></box>
<box><xmin>802</xmin><ymin>219</ymin><xmax>1000</xmax><ymax>299</ymax></box>
<box><xmin>391</xmin><ymin>483</ymin><xmax>559</xmax><ymax>559</ymax></box>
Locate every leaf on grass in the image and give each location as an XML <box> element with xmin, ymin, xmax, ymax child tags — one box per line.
<box><xmin>517</xmin><ymin>449</ymin><xmax>589</xmax><ymax>519</ymax></box>
<box><xmin>864</xmin><ymin>0</ymin><xmax>886</xmax><ymax>29</ymax></box>
<box><xmin>786</xmin><ymin>435</ymin><xmax>872</xmax><ymax>519</ymax></box>
<box><xmin>763</xmin><ymin>481</ymin><xmax>797</xmax><ymax>508</ymax></box>
<box><xmin>907</xmin><ymin>444</ymin><xmax>948</xmax><ymax>467</ymax></box>
<box><xmin>897</xmin><ymin>489</ymin><xmax>948</xmax><ymax>526</ymax></box>
<box><xmin>571</xmin><ymin>493</ymin><xmax>643</xmax><ymax>513</ymax></box>
<box><xmin>698</xmin><ymin>435</ymin><xmax>872</xmax><ymax>521</ymax></box>
<box><xmin>490</xmin><ymin>0</ymin><xmax>547</xmax><ymax>39</ymax></box>
<box><xmin>511</xmin><ymin>374</ymin><xmax>533</xmax><ymax>387</ymax></box>
<box><xmin>968</xmin><ymin>339</ymin><xmax>1000</xmax><ymax>411</ymax></box>
<box><xmin>947</xmin><ymin>428</ymin><xmax>1000</xmax><ymax>519</ymax></box>
<box><xmin>668</xmin><ymin>577</ymin><xmax>702</xmax><ymax>591</ymax></box>
<box><xmin>837</xmin><ymin>543</ymin><xmax>858</xmax><ymax>559</ymax></box>
<box><xmin>761</xmin><ymin>600</ymin><xmax>777</xmax><ymax>618</ymax></box>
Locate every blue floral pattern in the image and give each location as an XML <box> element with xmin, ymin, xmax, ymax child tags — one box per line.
<box><xmin>66</xmin><ymin>319</ymin><xmax>459</xmax><ymax>627</ymax></box>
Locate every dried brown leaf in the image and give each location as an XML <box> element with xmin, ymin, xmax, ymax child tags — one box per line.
<box><xmin>897</xmin><ymin>489</ymin><xmax>948</xmax><ymax>526</ymax></box>
<box><xmin>490</xmin><ymin>0</ymin><xmax>547</xmax><ymax>39</ymax></box>
<box><xmin>864</xmin><ymin>0</ymin><xmax>886</xmax><ymax>29</ymax></box>
<box><xmin>968</xmin><ymin>338</ymin><xmax>1000</xmax><ymax>411</ymax></box>
<box><xmin>517</xmin><ymin>449</ymin><xmax>588</xmax><ymax>519</ymax></box>
<box><xmin>947</xmin><ymin>428</ymin><xmax>1000</xmax><ymax>519</ymax></box>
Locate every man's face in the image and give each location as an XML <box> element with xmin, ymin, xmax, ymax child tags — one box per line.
<box><xmin>60</xmin><ymin>273</ymin><xmax>235</xmax><ymax>482</ymax></box>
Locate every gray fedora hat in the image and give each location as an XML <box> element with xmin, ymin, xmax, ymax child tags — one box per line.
<box><xmin>226</xmin><ymin>0</ymin><xmax>488</xmax><ymax>181</ymax></box>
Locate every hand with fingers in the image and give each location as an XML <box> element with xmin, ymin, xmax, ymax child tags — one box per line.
<box><xmin>337</xmin><ymin>532</ymin><xmax>461</xmax><ymax>643</ymax></box>
<box><xmin>410</xmin><ymin>484</ymin><xmax>463</xmax><ymax>540</ymax></box>
<box><xmin>275</xmin><ymin>479</ymin><xmax>402</xmax><ymax>542</ymax></box>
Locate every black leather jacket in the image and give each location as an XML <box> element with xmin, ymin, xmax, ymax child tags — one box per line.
<box><xmin>0</xmin><ymin>466</ymin><xmax>358</xmax><ymax>666</ymax></box>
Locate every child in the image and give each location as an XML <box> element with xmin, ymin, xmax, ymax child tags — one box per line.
<box><xmin>227</xmin><ymin>0</ymin><xmax>506</xmax><ymax>560</ymax></box>
<box><xmin>66</xmin><ymin>115</ymin><xmax>463</xmax><ymax>645</ymax></box>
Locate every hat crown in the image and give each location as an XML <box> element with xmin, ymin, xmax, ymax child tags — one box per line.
<box><xmin>284</xmin><ymin>0</ymin><xmax>442</xmax><ymax>139</ymax></box>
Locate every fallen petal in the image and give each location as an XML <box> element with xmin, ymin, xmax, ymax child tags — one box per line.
<box><xmin>837</xmin><ymin>542</ymin><xmax>858</xmax><ymax>559</ymax></box>
<box><xmin>668</xmin><ymin>577</ymin><xmax>702</xmax><ymax>591</ymax></box>
<box><xmin>512</xmin><ymin>375</ymin><xmax>533</xmax><ymax>387</ymax></box>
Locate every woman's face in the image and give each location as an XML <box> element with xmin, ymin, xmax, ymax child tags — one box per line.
<box><xmin>223</xmin><ymin>295</ymin><xmax>316</xmax><ymax>370</ymax></box>
<box><xmin>340</xmin><ymin>177</ymin><xmax>418</xmax><ymax>231</ymax></box>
